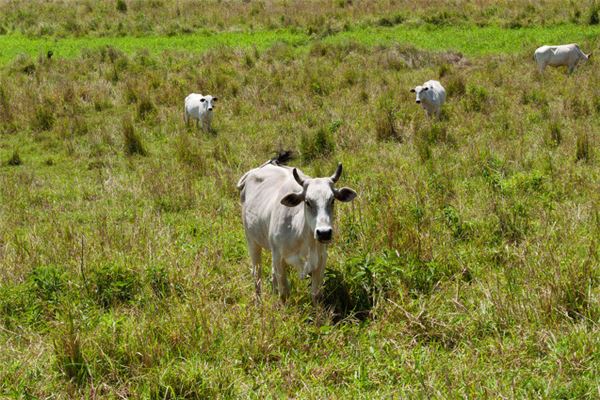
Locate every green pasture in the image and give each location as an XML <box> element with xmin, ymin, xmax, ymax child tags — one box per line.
<box><xmin>2</xmin><ymin>23</ymin><xmax>600</xmax><ymax>66</ymax></box>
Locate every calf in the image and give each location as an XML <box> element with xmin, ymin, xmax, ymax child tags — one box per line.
<box><xmin>184</xmin><ymin>93</ymin><xmax>217</xmax><ymax>132</ymax></box>
<box><xmin>411</xmin><ymin>80</ymin><xmax>446</xmax><ymax>119</ymax></box>
<box><xmin>534</xmin><ymin>44</ymin><xmax>591</xmax><ymax>74</ymax></box>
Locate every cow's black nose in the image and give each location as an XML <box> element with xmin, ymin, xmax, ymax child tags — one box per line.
<box><xmin>316</xmin><ymin>228</ymin><xmax>332</xmax><ymax>242</ymax></box>
<box><xmin>208</xmin><ymin>108</ymin><xmax>213</xmax><ymax>111</ymax></box>
<box><xmin>416</xmin><ymin>100</ymin><xmax>420</xmax><ymax>104</ymax></box>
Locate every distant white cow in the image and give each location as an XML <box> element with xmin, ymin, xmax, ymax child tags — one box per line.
<box><xmin>236</xmin><ymin>155</ymin><xmax>357</xmax><ymax>303</ymax></box>
<box><xmin>184</xmin><ymin>93</ymin><xmax>217</xmax><ymax>132</ymax></box>
<box><xmin>411</xmin><ymin>80</ymin><xmax>446</xmax><ymax>119</ymax></box>
<box><xmin>534</xmin><ymin>44</ymin><xmax>591</xmax><ymax>74</ymax></box>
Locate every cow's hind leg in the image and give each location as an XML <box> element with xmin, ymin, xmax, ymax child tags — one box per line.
<box><xmin>248</xmin><ymin>242</ymin><xmax>262</xmax><ymax>299</ymax></box>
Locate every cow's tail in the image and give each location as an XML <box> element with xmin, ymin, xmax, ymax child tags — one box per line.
<box><xmin>270</xmin><ymin>150</ymin><xmax>294</xmax><ymax>166</ymax></box>
<box><xmin>237</xmin><ymin>150</ymin><xmax>294</xmax><ymax>193</ymax></box>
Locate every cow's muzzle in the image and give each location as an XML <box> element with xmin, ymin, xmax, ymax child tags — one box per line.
<box><xmin>316</xmin><ymin>228</ymin><xmax>333</xmax><ymax>243</ymax></box>
<box><xmin>415</xmin><ymin>100</ymin><xmax>421</xmax><ymax>104</ymax></box>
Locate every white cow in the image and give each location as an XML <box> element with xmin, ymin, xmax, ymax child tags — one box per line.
<box><xmin>236</xmin><ymin>156</ymin><xmax>357</xmax><ymax>303</ymax></box>
<box><xmin>184</xmin><ymin>93</ymin><xmax>217</xmax><ymax>132</ymax></box>
<box><xmin>411</xmin><ymin>80</ymin><xmax>446</xmax><ymax>119</ymax></box>
<box><xmin>534</xmin><ymin>44</ymin><xmax>591</xmax><ymax>74</ymax></box>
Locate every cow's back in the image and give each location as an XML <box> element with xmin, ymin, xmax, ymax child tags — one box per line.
<box><xmin>425</xmin><ymin>80</ymin><xmax>446</xmax><ymax>105</ymax></box>
<box><xmin>238</xmin><ymin>165</ymin><xmax>299</xmax><ymax>249</ymax></box>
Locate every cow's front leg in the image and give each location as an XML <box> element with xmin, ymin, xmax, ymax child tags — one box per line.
<box><xmin>271</xmin><ymin>251</ymin><xmax>290</xmax><ymax>302</ymax></box>
<box><xmin>311</xmin><ymin>250</ymin><xmax>326</xmax><ymax>305</ymax></box>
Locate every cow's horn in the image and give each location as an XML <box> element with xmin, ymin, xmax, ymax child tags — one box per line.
<box><xmin>330</xmin><ymin>163</ymin><xmax>342</xmax><ymax>183</ymax></box>
<box><xmin>293</xmin><ymin>168</ymin><xmax>304</xmax><ymax>187</ymax></box>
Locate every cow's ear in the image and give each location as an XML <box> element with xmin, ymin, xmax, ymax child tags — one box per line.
<box><xmin>410</xmin><ymin>88</ymin><xmax>416</xmax><ymax>93</ymax></box>
<box><xmin>200</xmin><ymin>98</ymin><xmax>206</xmax><ymax>102</ymax></box>
<box><xmin>281</xmin><ymin>192</ymin><xmax>304</xmax><ymax>207</ymax></box>
<box><xmin>334</xmin><ymin>187</ymin><xmax>357</xmax><ymax>202</ymax></box>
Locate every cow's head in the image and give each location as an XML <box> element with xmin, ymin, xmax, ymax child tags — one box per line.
<box><xmin>410</xmin><ymin>85</ymin><xmax>430</xmax><ymax>104</ymax></box>
<box><xmin>200</xmin><ymin>95</ymin><xmax>218</xmax><ymax>111</ymax></box>
<box><xmin>281</xmin><ymin>163</ymin><xmax>357</xmax><ymax>243</ymax></box>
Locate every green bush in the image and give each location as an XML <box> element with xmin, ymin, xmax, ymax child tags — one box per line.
<box><xmin>7</xmin><ymin>150</ymin><xmax>22</xmax><ymax>166</ymax></box>
<box><xmin>92</xmin><ymin>262</ymin><xmax>140</xmax><ymax>308</ymax></box>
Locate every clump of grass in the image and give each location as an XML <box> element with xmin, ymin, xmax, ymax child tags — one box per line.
<box><xmin>465</xmin><ymin>84</ymin><xmax>490</xmax><ymax>112</ymax></box>
<box><xmin>575</xmin><ymin>131</ymin><xmax>590</xmax><ymax>162</ymax></box>
<box><xmin>175</xmin><ymin>134</ymin><xmax>206</xmax><ymax>172</ymax></box>
<box><xmin>54</xmin><ymin>314</ymin><xmax>89</xmax><ymax>386</ymax></box>
<box><xmin>0</xmin><ymin>85</ymin><xmax>12</xmax><ymax>124</ymax></box>
<box><xmin>122</xmin><ymin>118</ymin><xmax>147</xmax><ymax>156</ymax></box>
<box><xmin>376</xmin><ymin>13</ymin><xmax>405</xmax><ymax>27</ymax></box>
<box><xmin>7</xmin><ymin>150</ymin><xmax>22</xmax><ymax>166</ymax></box>
<box><xmin>374</xmin><ymin>97</ymin><xmax>400</xmax><ymax>142</ymax></box>
<box><xmin>549</xmin><ymin>120</ymin><xmax>562</xmax><ymax>146</ymax></box>
<box><xmin>136</xmin><ymin>95</ymin><xmax>155</xmax><ymax>120</ymax></box>
<box><xmin>29</xmin><ymin>265</ymin><xmax>65</xmax><ymax>304</ymax></box>
<box><xmin>116</xmin><ymin>0</ymin><xmax>127</xmax><ymax>13</ymax></box>
<box><xmin>445</xmin><ymin>73</ymin><xmax>466</xmax><ymax>97</ymax></box>
<box><xmin>588</xmin><ymin>1</ymin><xmax>600</xmax><ymax>24</ymax></box>
<box><xmin>300</xmin><ymin>126</ymin><xmax>335</xmax><ymax>162</ymax></box>
<box><xmin>32</xmin><ymin>102</ymin><xmax>55</xmax><ymax>132</ymax></box>
<box><xmin>146</xmin><ymin>264</ymin><xmax>171</xmax><ymax>299</ymax></box>
<box><xmin>91</xmin><ymin>262</ymin><xmax>140</xmax><ymax>308</ymax></box>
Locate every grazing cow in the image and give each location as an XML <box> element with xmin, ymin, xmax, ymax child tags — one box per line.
<box><xmin>534</xmin><ymin>44</ymin><xmax>591</xmax><ymax>74</ymax></box>
<box><xmin>184</xmin><ymin>93</ymin><xmax>217</xmax><ymax>132</ymax></box>
<box><xmin>236</xmin><ymin>155</ymin><xmax>357</xmax><ymax>303</ymax></box>
<box><xmin>410</xmin><ymin>80</ymin><xmax>446</xmax><ymax>119</ymax></box>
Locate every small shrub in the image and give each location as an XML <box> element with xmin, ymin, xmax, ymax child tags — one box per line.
<box><xmin>28</xmin><ymin>265</ymin><xmax>65</xmax><ymax>304</ymax></box>
<box><xmin>465</xmin><ymin>84</ymin><xmax>489</xmax><ymax>112</ymax></box>
<box><xmin>136</xmin><ymin>96</ymin><xmax>155</xmax><ymax>120</ymax></box>
<box><xmin>7</xmin><ymin>150</ymin><xmax>22</xmax><ymax>166</ymax></box>
<box><xmin>575</xmin><ymin>131</ymin><xmax>590</xmax><ymax>162</ymax></box>
<box><xmin>33</xmin><ymin>103</ymin><xmax>55</xmax><ymax>131</ymax></box>
<box><xmin>300</xmin><ymin>127</ymin><xmax>335</xmax><ymax>162</ymax></box>
<box><xmin>91</xmin><ymin>262</ymin><xmax>140</xmax><ymax>308</ymax></box>
<box><xmin>376</xmin><ymin>13</ymin><xmax>405</xmax><ymax>27</ymax></box>
<box><xmin>549</xmin><ymin>121</ymin><xmax>562</xmax><ymax>146</ymax></box>
<box><xmin>493</xmin><ymin>199</ymin><xmax>530</xmax><ymax>244</ymax></box>
<box><xmin>116</xmin><ymin>0</ymin><xmax>127</xmax><ymax>13</ymax></box>
<box><xmin>374</xmin><ymin>99</ymin><xmax>400</xmax><ymax>142</ymax></box>
<box><xmin>446</xmin><ymin>74</ymin><xmax>466</xmax><ymax>97</ymax></box>
<box><xmin>122</xmin><ymin>118</ymin><xmax>147</xmax><ymax>156</ymax></box>
<box><xmin>588</xmin><ymin>1</ymin><xmax>600</xmax><ymax>24</ymax></box>
<box><xmin>442</xmin><ymin>205</ymin><xmax>472</xmax><ymax>240</ymax></box>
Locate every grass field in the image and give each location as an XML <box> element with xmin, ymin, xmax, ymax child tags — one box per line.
<box><xmin>1</xmin><ymin>1</ymin><xmax>600</xmax><ymax>398</ymax></box>
<box><xmin>3</xmin><ymin>23</ymin><xmax>600</xmax><ymax>65</ymax></box>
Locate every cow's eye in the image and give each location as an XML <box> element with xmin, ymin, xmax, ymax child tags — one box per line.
<box><xmin>305</xmin><ymin>200</ymin><xmax>312</xmax><ymax>208</ymax></box>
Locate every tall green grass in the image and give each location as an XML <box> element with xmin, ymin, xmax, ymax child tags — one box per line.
<box><xmin>2</xmin><ymin>23</ymin><xmax>600</xmax><ymax>66</ymax></box>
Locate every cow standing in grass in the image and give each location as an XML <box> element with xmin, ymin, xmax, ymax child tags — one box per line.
<box><xmin>184</xmin><ymin>93</ymin><xmax>217</xmax><ymax>132</ymax></box>
<box><xmin>411</xmin><ymin>80</ymin><xmax>446</xmax><ymax>119</ymax></box>
<box><xmin>534</xmin><ymin>44</ymin><xmax>591</xmax><ymax>74</ymax></box>
<box><xmin>236</xmin><ymin>155</ymin><xmax>357</xmax><ymax>304</ymax></box>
